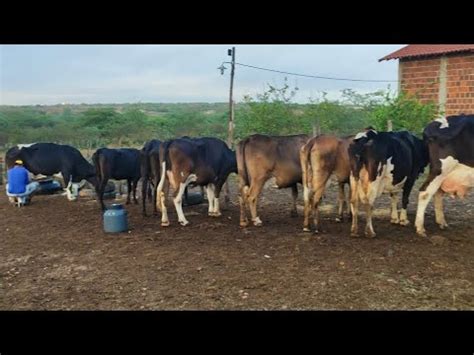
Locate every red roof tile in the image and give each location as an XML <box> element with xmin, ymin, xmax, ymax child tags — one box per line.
<box><xmin>379</xmin><ymin>45</ymin><xmax>474</xmax><ymax>61</ymax></box>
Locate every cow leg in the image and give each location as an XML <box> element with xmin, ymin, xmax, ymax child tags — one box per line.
<box><xmin>133</xmin><ymin>179</ymin><xmax>139</xmax><ymax>204</ymax></box>
<box><xmin>206</xmin><ymin>184</ymin><xmax>216</xmax><ymax>216</ymax></box>
<box><xmin>399</xmin><ymin>178</ymin><xmax>414</xmax><ymax>226</ymax></box>
<box><xmin>290</xmin><ymin>184</ymin><xmax>298</xmax><ymax>217</ymax></box>
<box><xmin>213</xmin><ymin>181</ymin><xmax>225</xmax><ymax>217</ymax></box>
<box><xmin>247</xmin><ymin>178</ymin><xmax>265</xmax><ymax>226</ymax></box>
<box><xmin>365</xmin><ymin>203</ymin><xmax>376</xmax><ymax>238</ymax></box>
<box><xmin>310</xmin><ymin>184</ymin><xmax>327</xmax><ymax>234</ymax></box>
<box><xmin>95</xmin><ymin>177</ymin><xmax>107</xmax><ymax>211</ymax></box>
<box><xmin>302</xmin><ymin>182</ymin><xmax>314</xmax><ymax>232</ymax></box>
<box><xmin>415</xmin><ymin>172</ymin><xmax>445</xmax><ymax>237</ymax></box>
<box><xmin>238</xmin><ymin>175</ymin><xmax>250</xmax><ymax>227</ymax></box>
<box><xmin>159</xmin><ymin>178</ymin><xmax>170</xmax><ymax>226</ymax></box>
<box><xmin>156</xmin><ymin>161</ymin><xmax>170</xmax><ymax>227</ymax></box>
<box><xmin>390</xmin><ymin>192</ymin><xmax>400</xmax><ymax>224</ymax></box>
<box><xmin>173</xmin><ymin>174</ymin><xmax>197</xmax><ymax>226</ymax></box>
<box><xmin>141</xmin><ymin>177</ymin><xmax>148</xmax><ymax>216</ymax></box>
<box><xmin>350</xmin><ymin>175</ymin><xmax>360</xmax><ymax>237</ymax></box>
<box><xmin>336</xmin><ymin>182</ymin><xmax>346</xmax><ymax>222</ymax></box>
<box><xmin>434</xmin><ymin>189</ymin><xmax>448</xmax><ymax>229</ymax></box>
<box><xmin>126</xmin><ymin>180</ymin><xmax>132</xmax><ymax>204</ymax></box>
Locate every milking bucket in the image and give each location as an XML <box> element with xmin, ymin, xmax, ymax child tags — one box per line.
<box><xmin>103</xmin><ymin>203</ymin><xmax>128</xmax><ymax>233</ymax></box>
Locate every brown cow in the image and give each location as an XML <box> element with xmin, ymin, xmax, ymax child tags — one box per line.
<box><xmin>300</xmin><ymin>135</ymin><xmax>353</xmax><ymax>233</ymax></box>
<box><xmin>237</xmin><ymin>134</ymin><xmax>310</xmax><ymax>227</ymax></box>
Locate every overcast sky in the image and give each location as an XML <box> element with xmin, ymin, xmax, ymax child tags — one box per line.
<box><xmin>0</xmin><ymin>45</ymin><xmax>404</xmax><ymax>105</ymax></box>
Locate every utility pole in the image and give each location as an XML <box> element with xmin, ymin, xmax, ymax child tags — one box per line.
<box><xmin>224</xmin><ymin>47</ymin><xmax>236</xmax><ymax>206</ymax></box>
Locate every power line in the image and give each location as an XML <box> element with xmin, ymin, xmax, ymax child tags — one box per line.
<box><xmin>221</xmin><ymin>61</ymin><xmax>398</xmax><ymax>83</ymax></box>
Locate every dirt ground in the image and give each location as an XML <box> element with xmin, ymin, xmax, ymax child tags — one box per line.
<box><xmin>1</xmin><ymin>177</ymin><xmax>473</xmax><ymax>310</ymax></box>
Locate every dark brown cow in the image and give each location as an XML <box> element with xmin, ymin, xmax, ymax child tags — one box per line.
<box><xmin>415</xmin><ymin>114</ymin><xmax>474</xmax><ymax>237</ymax></box>
<box><xmin>300</xmin><ymin>135</ymin><xmax>354</xmax><ymax>233</ymax></box>
<box><xmin>236</xmin><ymin>134</ymin><xmax>310</xmax><ymax>227</ymax></box>
<box><xmin>156</xmin><ymin>137</ymin><xmax>237</xmax><ymax>226</ymax></box>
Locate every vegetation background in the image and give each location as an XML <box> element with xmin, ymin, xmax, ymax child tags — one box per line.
<box><xmin>0</xmin><ymin>79</ymin><xmax>438</xmax><ymax>157</ymax></box>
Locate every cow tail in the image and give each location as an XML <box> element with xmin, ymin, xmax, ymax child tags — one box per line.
<box><xmin>156</xmin><ymin>141</ymin><xmax>172</xmax><ymax>200</ymax></box>
<box><xmin>236</xmin><ymin>139</ymin><xmax>250</xmax><ymax>192</ymax></box>
<box><xmin>300</xmin><ymin>139</ymin><xmax>312</xmax><ymax>193</ymax></box>
<box><xmin>91</xmin><ymin>150</ymin><xmax>103</xmax><ymax>187</ymax></box>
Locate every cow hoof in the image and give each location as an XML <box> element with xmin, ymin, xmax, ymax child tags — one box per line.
<box><xmin>390</xmin><ymin>218</ymin><xmax>400</xmax><ymax>224</ymax></box>
<box><xmin>365</xmin><ymin>231</ymin><xmax>376</xmax><ymax>238</ymax></box>
<box><xmin>303</xmin><ymin>227</ymin><xmax>312</xmax><ymax>233</ymax></box>
<box><xmin>416</xmin><ymin>230</ymin><xmax>427</xmax><ymax>238</ymax></box>
<box><xmin>179</xmin><ymin>220</ymin><xmax>190</xmax><ymax>226</ymax></box>
<box><xmin>161</xmin><ymin>221</ymin><xmax>170</xmax><ymax>227</ymax></box>
<box><xmin>252</xmin><ymin>217</ymin><xmax>263</xmax><ymax>226</ymax></box>
<box><xmin>240</xmin><ymin>221</ymin><xmax>249</xmax><ymax>228</ymax></box>
<box><xmin>335</xmin><ymin>217</ymin><xmax>342</xmax><ymax>223</ymax></box>
<box><xmin>350</xmin><ymin>232</ymin><xmax>360</xmax><ymax>238</ymax></box>
<box><xmin>438</xmin><ymin>223</ymin><xmax>448</xmax><ymax>230</ymax></box>
<box><xmin>399</xmin><ymin>219</ymin><xmax>410</xmax><ymax>226</ymax></box>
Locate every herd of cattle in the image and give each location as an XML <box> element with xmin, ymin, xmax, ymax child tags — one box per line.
<box><xmin>4</xmin><ymin>114</ymin><xmax>474</xmax><ymax>238</ymax></box>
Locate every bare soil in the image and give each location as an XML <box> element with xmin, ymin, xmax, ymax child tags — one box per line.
<box><xmin>1</xmin><ymin>177</ymin><xmax>473</xmax><ymax>310</ymax></box>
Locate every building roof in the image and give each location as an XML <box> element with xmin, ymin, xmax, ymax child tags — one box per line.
<box><xmin>379</xmin><ymin>45</ymin><xmax>474</xmax><ymax>61</ymax></box>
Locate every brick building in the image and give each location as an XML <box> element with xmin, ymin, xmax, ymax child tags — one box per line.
<box><xmin>380</xmin><ymin>45</ymin><xmax>474</xmax><ymax>116</ymax></box>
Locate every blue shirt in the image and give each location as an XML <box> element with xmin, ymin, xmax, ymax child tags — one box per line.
<box><xmin>7</xmin><ymin>166</ymin><xmax>30</xmax><ymax>194</ymax></box>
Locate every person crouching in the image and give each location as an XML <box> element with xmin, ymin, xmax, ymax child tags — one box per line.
<box><xmin>6</xmin><ymin>160</ymin><xmax>40</xmax><ymax>206</ymax></box>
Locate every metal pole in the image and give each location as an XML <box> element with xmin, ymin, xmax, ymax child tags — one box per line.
<box><xmin>224</xmin><ymin>47</ymin><xmax>236</xmax><ymax>206</ymax></box>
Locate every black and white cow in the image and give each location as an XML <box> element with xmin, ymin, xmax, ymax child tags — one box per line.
<box><xmin>140</xmin><ymin>139</ymin><xmax>161</xmax><ymax>216</ymax></box>
<box><xmin>415</xmin><ymin>114</ymin><xmax>474</xmax><ymax>237</ymax></box>
<box><xmin>5</xmin><ymin>143</ymin><xmax>97</xmax><ymax>201</ymax></box>
<box><xmin>348</xmin><ymin>129</ymin><xmax>429</xmax><ymax>237</ymax></box>
<box><xmin>92</xmin><ymin>148</ymin><xmax>141</xmax><ymax>211</ymax></box>
<box><xmin>156</xmin><ymin>136</ymin><xmax>237</xmax><ymax>226</ymax></box>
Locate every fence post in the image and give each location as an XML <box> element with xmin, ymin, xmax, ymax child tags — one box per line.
<box><xmin>387</xmin><ymin>120</ymin><xmax>393</xmax><ymax>132</ymax></box>
<box><xmin>0</xmin><ymin>159</ymin><xmax>3</xmax><ymax>185</ymax></box>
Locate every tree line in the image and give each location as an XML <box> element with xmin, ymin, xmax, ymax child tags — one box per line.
<box><xmin>0</xmin><ymin>79</ymin><xmax>438</xmax><ymax>150</ymax></box>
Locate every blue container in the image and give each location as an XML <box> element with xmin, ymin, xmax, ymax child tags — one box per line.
<box><xmin>103</xmin><ymin>204</ymin><xmax>128</xmax><ymax>233</ymax></box>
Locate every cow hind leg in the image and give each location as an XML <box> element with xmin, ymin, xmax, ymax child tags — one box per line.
<box><xmin>133</xmin><ymin>179</ymin><xmax>139</xmax><ymax>204</ymax></box>
<box><xmin>336</xmin><ymin>182</ymin><xmax>346</xmax><ymax>223</ymax></box>
<box><xmin>206</xmin><ymin>184</ymin><xmax>216</xmax><ymax>216</ymax></box>
<box><xmin>247</xmin><ymin>178</ymin><xmax>266</xmax><ymax>226</ymax></box>
<box><xmin>434</xmin><ymin>189</ymin><xmax>448</xmax><ymax>229</ymax></box>
<box><xmin>173</xmin><ymin>173</ymin><xmax>197</xmax><ymax>226</ymax></box>
<box><xmin>302</xmin><ymin>184</ymin><xmax>314</xmax><ymax>232</ymax></box>
<box><xmin>365</xmin><ymin>203</ymin><xmax>376</xmax><ymax>238</ymax></box>
<box><xmin>126</xmin><ymin>180</ymin><xmax>132</xmax><ymax>204</ymax></box>
<box><xmin>289</xmin><ymin>184</ymin><xmax>298</xmax><ymax>217</ymax></box>
<box><xmin>350</xmin><ymin>176</ymin><xmax>360</xmax><ymax>237</ymax></box>
<box><xmin>415</xmin><ymin>171</ymin><xmax>445</xmax><ymax>237</ymax></box>
<box><xmin>390</xmin><ymin>192</ymin><xmax>400</xmax><ymax>224</ymax></box>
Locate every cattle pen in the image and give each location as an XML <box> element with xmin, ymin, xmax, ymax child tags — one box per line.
<box><xmin>1</xmin><ymin>175</ymin><xmax>473</xmax><ymax>310</ymax></box>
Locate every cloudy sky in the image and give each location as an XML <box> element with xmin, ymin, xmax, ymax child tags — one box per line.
<box><xmin>0</xmin><ymin>45</ymin><xmax>404</xmax><ymax>105</ymax></box>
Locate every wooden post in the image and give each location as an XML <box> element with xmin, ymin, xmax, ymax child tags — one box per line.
<box><xmin>224</xmin><ymin>47</ymin><xmax>236</xmax><ymax>206</ymax></box>
<box><xmin>387</xmin><ymin>119</ymin><xmax>393</xmax><ymax>132</ymax></box>
<box><xmin>0</xmin><ymin>159</ymin><xmax>3</xmax><ymax>185</ymax></box>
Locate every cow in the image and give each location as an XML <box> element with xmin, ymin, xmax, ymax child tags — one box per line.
<box><xmin>140</xmin><ymin>139</ymin><xmax>162</xmax><ymax>216</ymax></box>
<box><xmin>300</xmin><ymin>134</ymin><xmax>354</xmax><ymax>233</ymax></box>
<box><xmin>236</xmin><ymin>134</ymin><xmax>310</xmax><ymax>227</ymax></box>
<box><xmin>415</xmin><ymin>114</ymin><xmax>474</xmax><ymax>237</ymax></box>
<box><xmin>5</xmin><ymin>143</ymin><xmax>97</xmax><ymax>201</ymax></box>
<box><xmin>348</xmin><ymin>129</ymin><xmax>429</xmax><ymax>238</ymax></box>
<box><xmin>156</xmin><ymin>136</ymin><xmax>237</xmax><ymax>226</ymax></box>
<box><xmin>92</xmin><ymin>148</ymin><xmax>141</xmax><ymax>211</ymax></box>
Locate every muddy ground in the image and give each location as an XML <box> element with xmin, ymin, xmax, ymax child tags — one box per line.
<box><xmin>1</xmin><ymin>177</ymin><xmax>473</xmax><ymax>310</ymax></box>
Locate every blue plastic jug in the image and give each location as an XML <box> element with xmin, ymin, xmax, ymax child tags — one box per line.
<box><xmin>103</xmin><ymin>204</ymin><xmax>128</xmax><ymax>233</ymax></box>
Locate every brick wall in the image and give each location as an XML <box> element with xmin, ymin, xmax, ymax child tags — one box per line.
<box><xmin>445</xmin><ymin>53</ymin><xmax>474</xmax><ymax>116</ymax></box>
<box><xmin>400</xmin><ymin>57</ymin><xmax>440</xmax><ymax>104</ymax></box>
<box><xmin>399</xmin><ymin>53</ymin><xmax>474</xmax><ymax>116</ymax></box>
